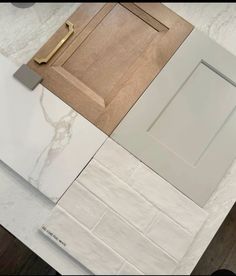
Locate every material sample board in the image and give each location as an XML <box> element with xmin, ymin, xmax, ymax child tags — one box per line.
<box><xmin>42</xmin><ymin>139</ymin><xmax>207</xmax><ymax>275</ymax></box>
<box><xmin>0</xmin><ymin>54</ymin><xmax>107</xmax><ymax>202</ymax></box>
<box><xmin>28</xmin><ymin>3</ymin><xmax>193</xmax><ymax>135</ymax></box>
<box><xmin>112</xmin><ymin>30</ymin><xmax>236</xmax><ymax>207</ymax></box>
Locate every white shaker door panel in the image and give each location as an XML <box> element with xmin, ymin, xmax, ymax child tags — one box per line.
<box><xmin>112</xmin><ymin>30</ymin><xmax>236</xmax><ymax>207</ymax></box>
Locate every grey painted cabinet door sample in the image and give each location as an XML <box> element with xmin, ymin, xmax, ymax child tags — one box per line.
<box><xmin>112</xmin><ymin>30</ymin><xmax>236</xmax><ymax>207</ymax></box>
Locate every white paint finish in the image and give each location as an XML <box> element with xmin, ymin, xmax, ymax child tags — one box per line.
<box><xmin>0</xmin><ymin>161</ymin><xmax>89</xmax><ymax>275</ymax></box>
<box><xmin>112</xmin><ymin>30</ymin><xmax>236</xmax><ymax>207</ymax></box>
<box><xmin>94</xmin><ymin>211</ymin><xmax>177</xmax><ymax>275</ymax></box>
<box><xmin>58</xmin><ymin>183</ymin><xmax>107</xmax><ymax>229</ymax></box>
<box><xmin>130</xmin><ymin>163</ymin><xmax>208</xmax><ymax>235</ymax></box>
<box><xmin>0</xmin><ymin>53</ymin><xmax>107</xmax><ymax>202</ymax></box>
<box><xmin>42</xmin><ymin>206</ymin><xmax>124</xmax><ymax>275</ymax></box>
<box><xmin>94</xmin><ymin>138</ymin><xmax>140</xmax><ymax>183</ymax></box>
<box><xmin>118</xmin><ymin>262</ymin><xmax>143</xmax><ymax>275</ymax></box>
<box><xmin>78</xmin><ymin>159</ymin><xmax>156</xmax><ymax>232</ymax></box>
<box><xmin>146</xmin><ymin>212</ymin><xmax>193</xmax><ymax>261</ymax></box>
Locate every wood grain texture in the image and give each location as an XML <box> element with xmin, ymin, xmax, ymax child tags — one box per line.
<box><xmin>0</xmin><ymin>225</ymin><xmax>58</xmax><ymax>275</ymax></box>
<box><xmin>119</xmin><ymin>3</ymin><xmax>169</xmax><ymax>32</ymax></box>
<box><xmin>28</xmin><ymin>3</ymin><xmax>193</xmax><ymax>135</ymax></box>
<box><xmin>191</xmin><ymin>203</ymin><xmax>236</xmax><ymax>275</ymax></box>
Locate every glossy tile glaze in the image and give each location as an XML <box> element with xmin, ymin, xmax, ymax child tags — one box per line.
<box><xmin>164</xmin><ymin>4</ymin><xmax>236</xmax><ymax>274</ymax></box>
<box><xmin>0</xmin><ymin>2</ymin><xmax>236</xmax><ymax>275</ymax></box>
<box><xmin>42</xmin><ymin>139</ymin><xmax>207</xmax><ymax>275</ymax></box>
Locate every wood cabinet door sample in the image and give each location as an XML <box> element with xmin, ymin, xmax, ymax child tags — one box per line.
<box><xmin>27</xmin><ymin>3</ymin><xmax>193</xmax><ymax>135</ymax></box>
<box><xmin>112</xmin><ymin>30</ymin><xmax>236</xmax><ymax>207</ymax></box>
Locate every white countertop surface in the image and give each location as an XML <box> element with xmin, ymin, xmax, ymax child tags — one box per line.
<box><xmin>0</xmin><ymin>54</ymin><xmax>106</xmax><ymax>202</ymax></box>
<box><xmin>0</xmin><ymin>3</ymin><xmax>236</xmax><ymax>275</ymax></box>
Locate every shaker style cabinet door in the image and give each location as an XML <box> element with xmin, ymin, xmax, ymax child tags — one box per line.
<box><xmin>28</xmin><ymin>3</ymin><xmax>193</xmax><ymax>135</ymax></box>
<box><xmin>112</xmin><ymin>30</ymin><xmax>236</xmax><ymax>207</ymax></box>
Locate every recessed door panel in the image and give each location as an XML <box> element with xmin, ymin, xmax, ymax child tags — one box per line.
<box><xmin>28</xmin><ymin>3</ymin><xmax>193</xmax><ymax>135</ymax></box>
<box><xmin>112</xmin><ymin>30</ymin><xmax>236</xmax><ymax>206</ymax></box>
<box><xmin>148</xmin><ymin>62</ymin><xmax>236</xmax><ymax>166</ymax></box>
<box><xmin>63</xmin><ymin>4</ymin><xmax>157</xmax><ymax>107</ymax></box>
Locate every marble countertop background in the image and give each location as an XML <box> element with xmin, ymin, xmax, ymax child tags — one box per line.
<box><xmin>0</xmin><ymin>3</ymin><xmax>236</xmax><ymax>275</ymax></box>
<box><xmin>0</xmin><ymin>3</ymin><xmax>80</xmax><ymax>65</ymax></box>
<box><xmin>165</xmin><ymin>3</ymin><xmax>236</xmax><ymax>274</ymax></box>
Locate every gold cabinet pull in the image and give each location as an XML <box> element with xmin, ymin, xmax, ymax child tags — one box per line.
<box><xmin>34</xmin><ymin>21</ymin><xmax>74</xmax><ymax>65</ymax></box>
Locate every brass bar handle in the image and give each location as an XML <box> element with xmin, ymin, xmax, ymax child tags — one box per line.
<box><xmin>34</xmin><ymin>21</ymin><xmax>74</xmax><ymax>65</ymax></box>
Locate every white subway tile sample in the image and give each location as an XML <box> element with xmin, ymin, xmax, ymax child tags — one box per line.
<box><xmin>78</xmin><ymin>159</ymin><xmax>157</xmax><ymax>232</ymax></box>
<box><xmin>117</xmin><ymin>263</ymin><xmax>143</xmax><ymax>275</ymax></box>
<box><xmin>94</xmin><ymin>211</ymin><xmax>177</xmax><ymax>275</ymax></box>
<box><xmin>0</xmin><ymin>3</ymin><xmax>236</xmax><ymax>275</ymax></box>
<box><xmin>42</xmin><ymin>207</ymin><xmax>124</xmax><ymax>275</ymax></box>
<box><xmin>42</xmin><ymin>139</ymin><xmax>208</xmax><ymax>275</ymax></box>
<box><xmin>146</xmin><ymin>212</ymin><xmax>194</xmax><ymax>260</ymax></box>
<box><xmin>59</xmin><ymin>182</ymin><xmax>107</xmax><ymax>229</ymax></box>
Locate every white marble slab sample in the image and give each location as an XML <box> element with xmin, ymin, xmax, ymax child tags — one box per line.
<box><xmin>0</xmin><ymin>3</ymin><xmax>236</xmax><ymax>276</ymax></box>
<box><xmin>0</xmin><ymin>161</ymin><xmax>90</xmax><ymax>275</ymax></box>
<box><xmin>0</xmin><ymin>53</ymin><xmax>107</xmax><ymax>202</ymax></box>
<box><xmin>42</xmin><ymin>138</ymin><xmax>208</xmax><ymax>275</ymax></box>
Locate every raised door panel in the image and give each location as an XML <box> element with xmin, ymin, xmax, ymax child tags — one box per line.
<box><xmin>112</xmin><ymin>30</ymin><xmax>236</xmax><ymax>207</ymax></box>
<box><xmin>28</xmin><ymin>3</ymin><xmax>193</xmax><ymax>134</ymax></box>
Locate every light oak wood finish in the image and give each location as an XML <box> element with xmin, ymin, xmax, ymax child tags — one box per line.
<box><xmin>28</xmin><ymin>3</ymin><xmax>193</xmax><ymax>135</ymax></box>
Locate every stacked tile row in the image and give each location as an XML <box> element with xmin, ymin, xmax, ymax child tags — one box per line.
<box><xmin>42</xmin><ymin>139</ymin><xmax>208</xmax><ymax>275</ymax></box>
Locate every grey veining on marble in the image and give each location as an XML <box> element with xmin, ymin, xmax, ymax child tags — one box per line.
<box><xmin>0</xmin><ymin>2</ymin><xmax>235</xmax><ymax>275</ymax></box>
<box><xmin>28</xmin><ymin>97</ymin><xmax>77</xmax><ymax>189</ymax></box>
<box><xmin>2</xmin><ymin>2</ymin><xmax>235</xmax><ymax>65</ymax></box>
<box><xmin>0</xmin><ymin>3</ymin><xmax>91</xmax><ymax>275</ymax></box>
<box><xmin>165</xmin><ymin>3</ymin><xmax>236</xmax><ymax>57</ymax></box>
<box><xmin>0</xmin><ymin>3</ymin><xmax>80</xmax><ymax>65</ymax></box>
<box><xmin>0</xmin><ymin>53</ymin><xmax>107</xmax><ymax>202</ymax></box>
<box><xmin>0</xmin><ymin>160</ymin><xmax>90</xmax><ymax>275</ymax></box>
